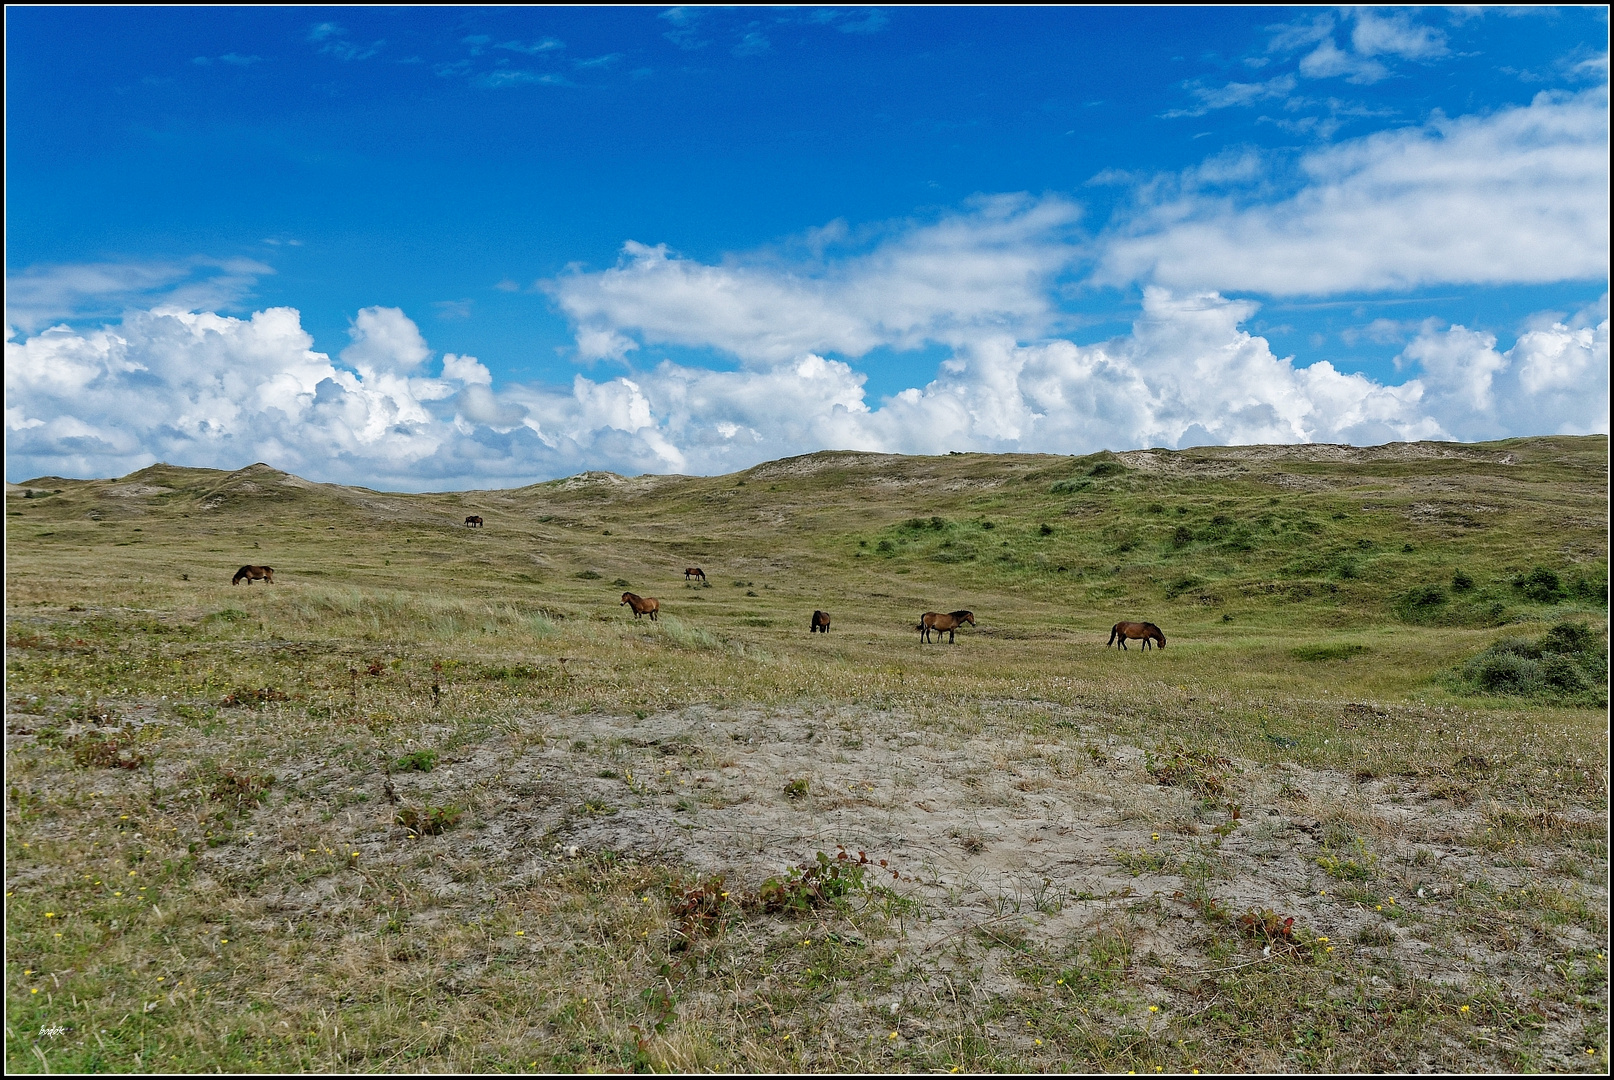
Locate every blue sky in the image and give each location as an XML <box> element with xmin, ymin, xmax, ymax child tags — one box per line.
<box><xmin>6</xmin><ymin>6</ymin><xmax>1608</xmax><ymax>488</ymax></box>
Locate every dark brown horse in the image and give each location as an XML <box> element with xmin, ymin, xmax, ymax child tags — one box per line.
<box><xmin>621</xmin><ymin>592</ymin><xmax>659</xmax><ymax>621</ymax></box>
<box><xmin>464</xmin><ymin>515</ymin><xmax>484</xmax><ymax>527</ymax></box>
<box><xmin>1108</xmin><ymin>621</ymin><xmax>1165</xmax><ymax>650</ymax></box>
<box><xmin>232</xmin><ymin>565</ymin><xmax>274</xmax><ymax>585</ymax></box>
<box><xmin>811</xmin><ymin>610</ymin><xmax>831</xmax><ymax>633</ymax></box>
<box><xmin>684</xmin><ymin>567</ymin><xmax>706</xmax><ymax>582</ymax></box>
<box><xmin>919</xmin><ymin>610</ymin><xmax>975</xmax><ymax>643</ymax></box>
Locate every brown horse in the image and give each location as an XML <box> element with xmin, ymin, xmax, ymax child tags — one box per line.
<box><xmin>919</xmin><ymin>610</ymin><xmax>975</xmax><ymax>643</ymax></box>
<box><xmin>811</xmin><ymin>610</ymin><xmax>831</xmax><ymax>633</ymax></box>
<box><xmin>232</xmin><ymin>565</ymin><xmax>274</xmax><ymax>585</ymax></box>
<box><xmin>621</xmin><ymin>592</ymin><xmax>659</xmax><ymax>621</ymax></box>
<box><xmin>465</xmin><ymin>515</ymin><xmax>484</xmax><ymax>527</ymax></box>
<box><xmin>1108</xmin><ymin>621</ymin><xmax>1165</xmax><ymax>651</ymax></box>
<box><xmin>684</xmin><ymin>567</ymin><xmax>706</xmax><ymax>582</ymax></box>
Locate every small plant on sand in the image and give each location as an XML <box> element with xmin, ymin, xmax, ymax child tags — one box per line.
<box><xmin>396</xmin><ymin>804</ymin><xmax>463</xmax><ymax>835</ymax></box>
<box><xmin>666</xmin><ymin>875</ymin><xmax>736</xmax><ymax>945</ymax></box>
<box><xmin>66</xmin><ymin>728</ymin><xmax>145</xmax><ymax>770</ymax></box>
<box><xmin>207</xmin><ymin>767</ymin><xmax>274</xmax><ymax>812</ymax></box>
<box><xmin>1235</xmin><ymin>907</ymin><xmax>1325</xmax><ymax>960</ymax></box>
<box><xmin>756</xmin><ymin>849</ymin><xmax>871</xmax><ymax>915</ymax></box>
<box><xmin>1114</xmin><ymin>848</ymin><xmax>1173</xmax><ymax>876</ymax></box>
<box><xmin>1146</xmin><ymin>742</ymin><xmax>1231</xmax><ymax>797</ymax></box>
<box><xmin>1316</xmin><ymin>836</ymin><xmax>1377</xmax><ymax>880</ymax></box>
<box><xmin>391</xmin><ymin>750</ymin><xmax>437</xmax><ymax>773</ymax></box>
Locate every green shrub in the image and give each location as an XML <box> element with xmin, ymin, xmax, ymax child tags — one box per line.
<box><xmin>1394</xmin><ymin>584</ymin><xmax>1447</xmax><ymax>622</ymax></box>
<box><xmin>1512</xmin><ymin>566</ymin><xmax>1564</xmax><ymax>603</ymax></box>
<box><xmin>1164</xmin><ymin>576</ymin><xmax>1202</xmax><ymax>599</ymax></box>
<box><xmin>1544</xmin><ymin>622</ymin><xmax>1599</xmax><ymax>655</ymax></box>
<box><xmin>1571</xmin><ymin>570</ymin><xmax>1608</xmax><ymax>602</ymax></box>
<box><xmin>1449</xmin><ymin>622</ymin><xmax>1607</xmax><ymax>703</ymax></box>
<box><xmin>1451</xmin><ymin>569</ymin><xmax>1475</xmax><ymax>592</ymax></box>
<box><xmin>1088</xmin><ymin>460</ymin><xmax>1127</xmax><ymax>478</ymax></box>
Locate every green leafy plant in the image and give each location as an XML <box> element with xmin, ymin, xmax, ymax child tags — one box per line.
<box><xmin>391</xmin><ymin>750</ymin><xmax>437</xmax><ymax>773</ymax></box>
<box><xmin>755</xmin><ymin>849</ymin><xmax>871</xmax><ymax>915</ymax></box>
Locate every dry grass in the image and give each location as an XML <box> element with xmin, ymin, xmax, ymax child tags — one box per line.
<box><xmin>6</xmin><ymin>438</ymin><xmax>1609</xmax><ymax>1072</ymax></box>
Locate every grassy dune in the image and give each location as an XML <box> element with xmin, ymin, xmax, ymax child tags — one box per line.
<box><xmin>6</xmin><ymin>436</ymin><xmax>1608</xmax><ymax>1072</ymax></box>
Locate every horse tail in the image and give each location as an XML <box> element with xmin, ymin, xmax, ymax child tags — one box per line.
<box><xmin>1107</xmin><ymin>624</ymin><xmax>1118</xmax><ymax>647</ymax></box>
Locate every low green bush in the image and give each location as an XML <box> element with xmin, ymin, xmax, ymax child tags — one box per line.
<box><xmin>1512</xmin><ymin>566</ymin><xmax>1564</xmax><ymax>603</ymax></box>
<box><xmin>1447</xmin><ymin>621</ymin><xmax>1607</xmax><ymax>704</ymax></box>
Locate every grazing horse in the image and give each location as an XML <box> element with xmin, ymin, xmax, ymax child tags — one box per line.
<box><xmin>1108</xmin><ymin>621</ymin><xmax>1166</xmax><ymax>651</ymax></box>
<box><xmin>232</xmin><ymin>565</ymin><xmax>274</xmax><ymax>585</ymax></box>
<box><xmin>684</xmin><ymin>567</ymin><xmax>706</xmax><ymax>582</ymax></box>
<box><xmin>918</xmin><ymin>610</ymin><xmax>975</xmax><ymax>644</ymax></box>
<box><xmin>621</xmin><ymin>592</ymin><xmax>659</xmax><ymax>621</ymax></box>
<box><xmin>811</xmin><ymin>610</ymin><xmax>831</xmax><ymax>634</ymax></box>
<box><xmin>464</xmin><ymin>515</ymin><xmax>484</xmax><ymax>527</ymax></box>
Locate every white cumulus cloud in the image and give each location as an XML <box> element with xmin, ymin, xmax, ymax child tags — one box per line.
<box><xmin>7</xmin><ymin>294</ymin><xmax>1605</xmax><ymax>490</ymax></box>
<box><xmin>548</xmin><ymin>194</ymin><xmax>1082</xmax><ymax>366</ymax></box>
<box><xmin>1097</xmin><ymin>87</ymin><xmax>1609</xmax><ymax>295</ymax></box>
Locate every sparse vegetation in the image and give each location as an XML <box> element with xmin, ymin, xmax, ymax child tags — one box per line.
<box><xmin>390</xmin><ymin>749</ymin><xmax>438</xmax><ymax>773</ymax></box>
<box><xmin>5</xmin><ymin>437</ymin><xmax>1607</xmax><ymax>1072</ymax></box>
